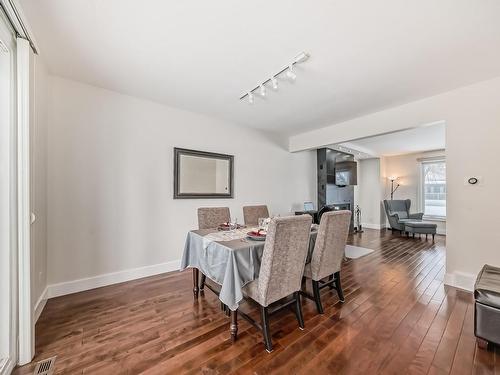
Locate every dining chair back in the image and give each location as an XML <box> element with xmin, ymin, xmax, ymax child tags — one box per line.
<box><xmin>239</xmin><ymin>214</ymin><xmax>312</xmax><ymax>352</ymax></box>
<box><xmin>243</xmin><ymin>205</ymin><xmax>269</xmax><ymax>226</ymax></box>
<box><xmin>310</xmin><ymin>210</ymin><xmax>351</xmax><ymax>281</ymax></box>
<box><xmin>197</xmin><ymin>207</ymin><xmax>231</xmax><ymax>292</ymax></box>
<box><xmin>302</xmin><ymin>210</ymin><xmax>351</xmax><ymax>314</ymax></box>
<box><xmin>197</xmin><ymin>207</ymin><xmax>230</xmax><ymax>229</ymax></box>
<box><xmin>257</xmin><ymin>215</ymin><xmax>312</xmax><ymax>306</ymax></box>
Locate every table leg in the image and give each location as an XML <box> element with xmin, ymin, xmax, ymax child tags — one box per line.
<box><xmin>230</xmin><ymin>309</ymin><xmax>238</xmax><ymax>342</ymax></box>
<box><xmin>192</xmin><ymin>268</ymin><xmax>199</xmax><ymax>299</ymax></box>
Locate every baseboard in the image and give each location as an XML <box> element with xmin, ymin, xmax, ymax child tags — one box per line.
<box><xmin>361</xmin><ymin>223</ymin><xmax>385</xmax><ymax>230</ymax></box>
<box><xmin>34</xmin><ymin>286</ymin><xmax>48</xmax><ymax>323</ymax></box>
<box><xmin>47</xmin><ymin>259</ymin><xmax>181</xmax><ymax>299</ymax></box>
<box><xmin>444</xmin><ymin>271</ymin><xmax>476</xmax><ymax>292</ymax></box>
<box><xmin>0</xmin><ymin>357</ymin><xmax>15</xmax><ymax>375</ymax></box>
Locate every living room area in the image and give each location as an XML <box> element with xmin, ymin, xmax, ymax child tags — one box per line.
<box><xmin>348</xmin><ymin>121</ymin><xmax>446</xmax><ymax>239</ymax></box>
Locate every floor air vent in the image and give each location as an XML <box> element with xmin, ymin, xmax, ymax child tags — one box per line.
<box><xmin>33</xmin><ymin>356</ymin><xmax>56</xmax><ymax>375</ymax></box>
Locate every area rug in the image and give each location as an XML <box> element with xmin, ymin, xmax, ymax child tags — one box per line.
<box><xmin>345</xmin><ymin>245</ymin><xmax>374</xmax><ymax>259</ymax></box>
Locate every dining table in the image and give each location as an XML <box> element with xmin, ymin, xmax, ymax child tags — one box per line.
<box><xmin>180</xmin><ymin>225</ymin><xmax>319</xmax><ymax>341</ymax></box>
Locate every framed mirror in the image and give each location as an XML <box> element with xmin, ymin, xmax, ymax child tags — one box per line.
<box><xmin>174</xmin><ymin>148</ymin><xmax>234</xmax><ymax>199</ymax></box>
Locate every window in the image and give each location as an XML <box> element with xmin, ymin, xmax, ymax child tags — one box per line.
<box><xmin>421</xmin><ymin>159</ymin><xmax>446</xmax><ymax>219</ymax></box>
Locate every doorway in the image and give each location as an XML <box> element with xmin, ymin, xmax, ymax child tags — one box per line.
<box><xmin>320</xmin><ymin>121</ymin><xmax>446</xmax><ymax>234</ymax></box>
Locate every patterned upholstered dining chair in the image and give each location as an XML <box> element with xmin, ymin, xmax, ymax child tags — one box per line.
<box><xmin>197</xmin><ymin>207</ymin><xmax>231</xmax><ymax>292</ymax></box>
<box><xmin>242</xmin><ymin>205</ymin><xmax>269</xmax><ymax>226</ymax></box>
<box><xmin>302</xmin><ymin>210</ymin><xmax>351</xmax><ymax>314</ymax></box>
<box><xmin>240</xmin><ymin>215</ymin><xmax>312</xmax><ymax>352</ymax></box>
<box><xmin>197</xmin><ymin>207</ymin><xmax>230</xmax><ymax>229</ymax></box>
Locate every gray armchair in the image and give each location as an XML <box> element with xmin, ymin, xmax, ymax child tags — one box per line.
<box><xmin>383</xmin><ymin>199</ymin><xmax>423</xmax><ymax>232</ymax></box>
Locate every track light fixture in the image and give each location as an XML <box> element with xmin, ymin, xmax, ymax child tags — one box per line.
<box><xmin>240</xmin><ymin>51</ymin><xmax>310</xmax><ymax>103</ymax></box>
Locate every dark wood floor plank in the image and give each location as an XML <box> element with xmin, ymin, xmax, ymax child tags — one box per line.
<box><xmin>430</xmin><ymin>289</ymin><xmax>469</xmax><ymax>372</ymax></box>
<box><xmin>12</xmin><ymin>230</ymin><xmax>495</xmax><ymax>375</ymax></box>
<box><xmin>295</xmin><ymin>250</ymin><xmax>445</xmax><ymax>374</ymax></box>
<box><xmin>379</xmin><ymin>283</ymin><xmax>447</xmax><ymax>374</ymax></box>
<box><xmin>292</xmin><ymin>250</ymin><xmax>444</xmax><ymax>372</ymax></box>
<box><xmin>348</xmin><ymin>262</ymin><xmax>447</xmax><ymax>374</ymax></box>
<box><xmin>406</xmin><ymin>287</ymin><xmax>460</xmax><ymax>375</ymax></box>
<box><xmin>450</xmin><ymin>302</ymin><xmax>476</xmax><ymax>375</ymax></box>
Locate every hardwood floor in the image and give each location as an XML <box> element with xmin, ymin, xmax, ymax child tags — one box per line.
<box><xmin>13</xmin><ymin>229</ymin><xmax>498</xmax><ymax>374</ymax></box>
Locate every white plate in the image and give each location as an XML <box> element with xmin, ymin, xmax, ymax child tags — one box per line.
<box><xmin>246</xmin><ymin>232</ymin><xmax>266</xmax><ymax>241</ymax></box>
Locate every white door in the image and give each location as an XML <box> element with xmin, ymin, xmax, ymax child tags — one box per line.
<box><xmin>0</xmin><ymin>9</ymin><xmax>17</xmax><ymax>375</ymax></box>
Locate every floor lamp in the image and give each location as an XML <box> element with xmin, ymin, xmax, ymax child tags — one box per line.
<box><xmin>389</xmin><ymin>176</ymin><xmax>400</xmax><ymax>200</ymax></box>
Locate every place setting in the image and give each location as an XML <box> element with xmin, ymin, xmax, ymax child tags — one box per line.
<box><xmin>246</xmin><ymin>217</ymin><xmax>270</xmax><ymax>241</ymax></box>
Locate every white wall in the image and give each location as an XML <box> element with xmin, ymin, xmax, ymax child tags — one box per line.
<box><xmin>383</xmin><ymin>150</ymin><xmax>446</xmax><ymax>234</ymax></box>
<box><xmin>30</xmin><ymin>54</ymin><xmax>49</xmax><ymax>318</ymax></box>
<box><xmin>46</xmin><ymin>77</ymin><xmax>316</xmax><ymax>291</ymax></box>
<box><xmin>356</xmin><ymin>158</ymin><xmax>383</xmax><ymax>229</ymax></box>
<box><xmin>289</xmin><ymin>76</ymin><xmax>500</xmax><ymax>291</ymax></box>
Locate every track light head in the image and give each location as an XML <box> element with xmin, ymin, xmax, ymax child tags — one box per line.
<box><xmin>259</xmin><ymin>84</ymin><xmax>266</xmax><ymax>97</ymax></box>
<box><xmin>286</xmin><ymin>65</ymin><xmax>297</xmax><ymax>80</ymax></box>
<box><xmin>294</xmin><ymin>52</ymin><xmax>310</xmax><ymax>63</ymax></box>
<box><xmin>270</xmin><ymin>77</ymin><xmax>278</xmax><ymax>90</ymax></box>
<box><xmin>248</xmin><ymin>92</ymin><xmax>254</xmax><ymax>104</ymax></box>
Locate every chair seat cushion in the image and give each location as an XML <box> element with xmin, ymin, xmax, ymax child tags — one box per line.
<box><xmin>475</xmin><ymin>264</ymin><xmax>500</xmax><ymax>309</ymax></box>
<box><xmin>394</xmin><ymin>211</ymin><xmax>408</xmax><ymax>219</ymax></box>
<box><xmin>404</xmin><ymin>221</ymin><xmax>437</xmax><ymax>229</ymax></box>
<box><xmin>242</xmin><ymin>280</ymin><xmax>266</xmax><ymax>306</ymax></box>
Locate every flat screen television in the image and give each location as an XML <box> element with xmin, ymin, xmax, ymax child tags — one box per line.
<box><xmin>334</xmin><ymin>161</ymin><xmax>357</xmax><ymax>186</ymax></box>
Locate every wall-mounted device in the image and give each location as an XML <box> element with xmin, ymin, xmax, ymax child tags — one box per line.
<box><xmin>468</xmin><ymin>177</ymin><xmax>478</xmax><ymax>185</ymax></box>
<box><xmin>465</xmin><ymin>176</ymin><xmax>483</xmax><ymax>186</ymax></box>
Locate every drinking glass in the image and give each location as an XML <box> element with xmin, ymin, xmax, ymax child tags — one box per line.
<box><xmin>231</xmin><ymin>217</ymin><xmax>238</xmax><ymax>231</ymax></box>
<box><xmin>258</xmin><ymin>218</ymin><xmax>265</xmax><ymax>229</ymax></box>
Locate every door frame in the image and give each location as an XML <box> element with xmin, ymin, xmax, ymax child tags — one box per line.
<box><xmin>17</xmin><ymin>36</ymin><xmax>33</xmax><ymax>366</ymax></box>
<box><xmin>0</xmin><ymin>0</ymin><xmax>37</xmax><ymax>368</ymax></box>
<box><xmin>0</xmin><ymin>9</ymin><xmax>17</xmax><ymax>375</ymax></box>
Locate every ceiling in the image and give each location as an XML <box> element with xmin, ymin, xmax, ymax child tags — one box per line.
<box><xmin>329</xmin><ymin>122</ymin><xmax>445</xmax><ymax>159</ymax></box>
<box><xmin>20</xmin><ymin>0</ymin><xmax>500</xmax><ymax>135</ymax></box>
